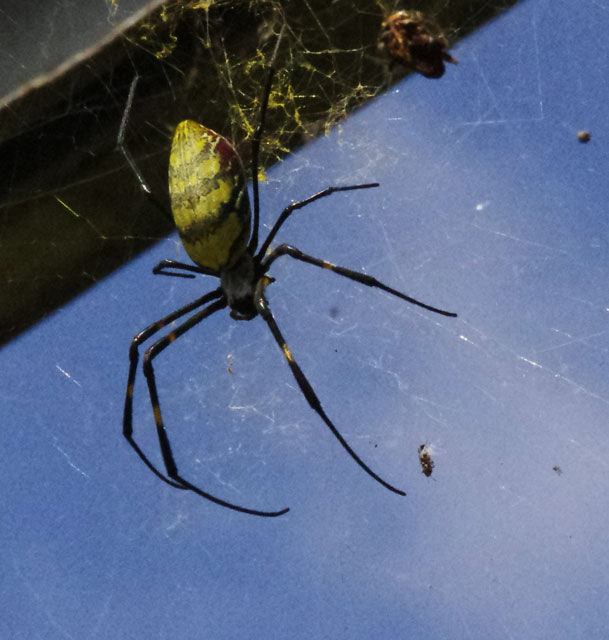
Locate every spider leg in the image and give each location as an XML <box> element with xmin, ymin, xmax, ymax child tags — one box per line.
<box><xmin>139</xmin><ymin>296</ymin><xmax>290</xmax><ymax>517</ymax></box>
<box><xmin>254</xmin><ymin>280</ymin><xmax>406</xmax><ymax>497</ymax></box>
<box><xmin>263</xmin><ymin>244</ymin><xmax>457</xmax><ymax>317</ymax></box>
<box><xmin>124</xmin><ymin>287</ymin><xmax>223</xmax><ymax>489</ymax></box>
<box><xmin>248</xmin><ymin>23</ymin><xmax>286</xmax><ymax>254</ymax></box>
<box><xmin>116</xmin><ymin>75</ymin><xmax>174</xmax><ymax>224</ymax></box>
<box><xmin>256</xmin><ymin>184</ymin><xmax>380</xmax><ymax>259</ymax></box>
<box><xmin>152</xmin><ymin>259</ymin><xmax>217</xmax><ymax>279</ymax></box>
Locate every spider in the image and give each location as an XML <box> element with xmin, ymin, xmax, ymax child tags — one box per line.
<box><xmin>120</xmin><ymin>28</ymin><xmax>457</xmax><ymax>517</ymax></box>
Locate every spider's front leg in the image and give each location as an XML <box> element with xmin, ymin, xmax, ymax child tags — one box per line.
<box><xmin>128</xmin><ymin>294</ymin><xmax>289</xmax><ymax>517</ymax></box>
<box><xmin>254</xmin><ymin>278</ymin><xmax>407</xmax><ymax>497</ymax></box>
<box><xmin>123</xmin><ymin>288</ymin><xmax>223</xmax><ymax>489</ymax></box>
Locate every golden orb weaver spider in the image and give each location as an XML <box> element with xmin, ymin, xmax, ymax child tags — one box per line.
<box><xmin>120</xmin><ymin>28</ymin><xmax>457</xmax><ymax>517</ymax></box>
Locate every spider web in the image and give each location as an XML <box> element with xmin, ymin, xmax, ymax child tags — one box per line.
<box><xmin>0</xmin><ymin>0</ymin><xmax>514</xmax><ymax>345</ymax></box>
<box><xmin>3</xmin><ymin>1</ymin><xmax>609</xmax><ymax>638</ymax></box>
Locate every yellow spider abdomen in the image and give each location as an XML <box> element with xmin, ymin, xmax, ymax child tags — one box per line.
<box><xmin>169</xmin><ymin>120</ymin><xmax>251</xmax><ymax>272</ymax></box>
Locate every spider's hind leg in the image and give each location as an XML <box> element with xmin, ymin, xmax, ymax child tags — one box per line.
<box><xmin>256</xmin><ymin>184</ymin><xmax>380</xmax><ymax>259</ymax></box>
<box><xmin>116</xmin><ymin>76</ymin><xmax>174</xmax><ymax>224</ymax></box>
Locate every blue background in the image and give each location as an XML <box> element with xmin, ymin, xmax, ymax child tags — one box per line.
<box><xmin>3</xmin><ymin>1</ymin><xmax>609</xmax><ymax>637</ymax></box>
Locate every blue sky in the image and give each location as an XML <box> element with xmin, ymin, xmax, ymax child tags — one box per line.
<box><xmin>3</xmin><ymin>1</ymin><xmax>609</xmax><ymax>637</ymax></box>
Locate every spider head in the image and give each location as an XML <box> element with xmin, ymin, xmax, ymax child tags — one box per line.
<box><xmin>221</xmin><ymin>252</ymin><xmax>258</xmax><ymax>321</ymax></box>
<box><xmin>229</xmin><ymin>300</ymin><xmax>257</xmax><ymax>321</ymax></box>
